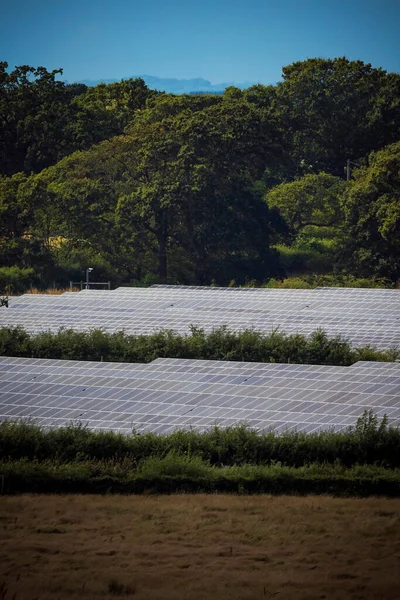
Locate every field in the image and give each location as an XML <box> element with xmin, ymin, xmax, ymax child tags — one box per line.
<box><xmin>1</xmin><ymin>494</ymin><xmax>400</xmax><ymax>600</ymax></box>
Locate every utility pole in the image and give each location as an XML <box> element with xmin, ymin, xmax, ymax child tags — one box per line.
<box><xmin>346</xmin><ymin>158</ymin><xmax>362</xmax><ymax>181</ymax></box>
<box><xmin>85</xmin><ymin>267</ymin><xmax>93</xmax><ymax>290</ymax></box>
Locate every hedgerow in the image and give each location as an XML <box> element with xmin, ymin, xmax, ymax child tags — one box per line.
<box><xmin>1</xmin><ymin>455</ymin><xmax>399</xmax><ymax>496</ymax></box>
<box><xmin>0</xmin><ymin>325</ymin><xmax>398</xmax><ymax>364</ymax></box>
<box><xmin>1</xmin><ymin>412</ymin><xmax>399</xmax><ymax>468</ymax></box>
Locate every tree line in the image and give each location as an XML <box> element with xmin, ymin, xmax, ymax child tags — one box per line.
<box><xmin>0</xmin><ymin>57</ymin><xmax>399</xmax><ymax>290</ymax></box>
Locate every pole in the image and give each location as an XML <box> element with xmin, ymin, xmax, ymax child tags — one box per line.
<box><xmin>86</xmin><ymin>269</ymin><xmax>89</xmax><ymax>290</ymax></box>
<box><xmin>346</xmin><ymin>159</ymin><xmax>351</xmax><ymax>181</ymax></box>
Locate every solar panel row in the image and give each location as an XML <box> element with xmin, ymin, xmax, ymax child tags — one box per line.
<box><xmin>1</xmin><ymin>356</ymin><xmax>399</xmax><ymax>435</ymax></box>
<box><xmin>1</xmin><ymin>286</ymin><xmax>399</xmax><ymax>349</ymax></box>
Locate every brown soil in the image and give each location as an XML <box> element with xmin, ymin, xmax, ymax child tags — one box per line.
<box><xmin>1</xmin><ymin>494</ymin><xmax>399</xmax><ymax>600</ymax></box>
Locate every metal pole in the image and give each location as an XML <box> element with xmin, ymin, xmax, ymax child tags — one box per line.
<box><xmin>108</xmin><ymin>281</ymin><xmax>111</xmax><ymax>290</ymax></box>
<box><xmin>70</xmin><ymin>281</ymin><xmax>73</xmax><ymax>292</ymax></box>
<box><xmin>86</xmin><ymin>269</ymin><xmax>89</xmax><ymax>290</ymax></box>
<box><xmin>346</xmin><ymin>159</ymin><xmax>351</xmax><ymax>181</ymax></box>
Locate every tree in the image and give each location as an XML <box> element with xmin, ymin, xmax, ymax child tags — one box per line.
<box><xmin>0</xmin><ymin>172</ymin><xmax>31</xmax><ymax>240</ymax></box>
<box><xmin>131</xmin><ymin>92</ymin><xmax>221</xmax><ymax>127</ymax></box>
<box><xmin>0</xmin><ymin>63</ymin><xmax>156</xmax><ymax>176</ymax></box>
<box><xmin>342</xmin><ymin>142</ymin><xmax>400</xmax><ymax>281</ymax></box>
<box><xmin>0</xmin><ymin>172</ymin><xmax>54</xmax><ymax>271</ymax></box>
<box><xmin>71</xmin><ymin>78</ymin><xmax>157</xmax><ymax>146</ymax></box>
<box><xmin>36</xmin><ymin>94</ymin><xmax>285</xmax><ymax>285</ymax></box>
<box><xmin>118</xmin><ymin>96</ymin><xmax>286</xmax><ymax>283</ymax></box>
<box><xmin>0</xmin><ymin>63</ymin><xmax>84</xmax><ymax>175</ymax></box>
<box><xmin>243</xmin><ymin>84</ymin><xmax>276</xmax><ymax>109</ymax></box>
<box><xmin>274</xmin><ymin>57</ymin><xmax>400</xmax><ymax>176</ymax></box>
<box><xmin>265</xmin><ymin>173</ymin><xmax>347</xmax><ymax>236</ymax></box>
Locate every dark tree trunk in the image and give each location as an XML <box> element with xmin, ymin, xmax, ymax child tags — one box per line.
<box><xmin>156</xmin><ymin>210</ymin><xmax>168</xmax><ymax>283</ymax></box>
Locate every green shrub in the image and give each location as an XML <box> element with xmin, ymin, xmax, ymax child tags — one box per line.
<box><xmin>0</xmin><ymin>266</ymin><xmax>35</xmax><ymax>294</ymax></box>
<box><xmin>0</xmin><ymin>325</ymin><xmax>397</xmax><ymax>365</ymax></box>
<box><xmin>265</xmin><ymin>273</ymin><xmax>395</xmax><ymax>289</ymax></box>
<box><xmin>138</xmin><ymin>451</ymin><xmax>211</xmax><ymax>479</ymax></box>
<box><xmin>1</xmin><ymin>457</ymin><xmax>400</xmax><ymax>496</ymax></box>
<box><xmin>1</xmin><ymin>413</ymin><xmax>399</xmax><ymax>469</ymax></box>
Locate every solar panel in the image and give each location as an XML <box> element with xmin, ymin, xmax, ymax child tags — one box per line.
<box><xmin>0</xmin><ymin>356</ymin><xmax>399</xmax><ymax>435</ymax></box>
<box><xmin>1</xmin><ymin>286</ymin><xmax>399</xmax><ymax>349</ymax></box>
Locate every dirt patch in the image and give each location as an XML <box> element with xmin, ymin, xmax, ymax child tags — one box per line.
<box><xmin>1</xmin><ymin>494</ymin><xmax>399</xmax><ymax>599</ymax></box>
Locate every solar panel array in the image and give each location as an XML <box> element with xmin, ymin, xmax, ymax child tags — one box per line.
<box><xmin>1</xmin><ymin>356</ymin><xmax>399</xmax><ymax>434</ymax></box>
<box><xmin>1</xmin><ymin>286</ymin><xmax>399</xmax><ymax>349</ymax></box>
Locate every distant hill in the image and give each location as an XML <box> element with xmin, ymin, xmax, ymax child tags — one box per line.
<box><xmin>71</xmin><ymin>74</ymin><xmax>257</xmax><ymax>94</ymax></box>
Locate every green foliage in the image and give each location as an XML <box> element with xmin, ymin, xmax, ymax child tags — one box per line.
<box><xmin>0</xmin><ymin>266</ymin><xmax>35</xmax><ymax>294</ymax></box>
<box><xmin>265</xmin><ymin>173</ymin><xmax>347</xmax><ymax>235</ymax></box>
<box><xmin>1</xmin><ymin>57</ymin><xmax>400</xmax><ymax>286</ymax></box>
<box><xmin>265</xmin><ymin>277</ymin><xmax>314</xmax><ymax>289</ymax></box>
<box><xmin>0</xmin><ymin>63</ymin><xmax>82</xmax><ymax>175</ymax></box>
<box><xmin>274</xmin><ymin>57</ymin><xmax>400</xmax><ymax>176</ymax></box>
<box><xmin>118</xmin><ymin>97</ymin><xmax>287</xmax><ymax>283</ymax></box>
<box><xmin>341</xmin><ymin>142</ymin><xmax>400</xmax><ymax>281</ymax></box>
<box><xmin>265</xmin><ymin>273</ymin><xmax>395</xmax><ymax>289</ymax></box>
<box><xmin>1</xmin><ymin>455</ymin><xmax>400</xmax><ymax>496</ymax></box>
<box><xmin>1</xmin><ymin>412</ymin><xmax>399</xmax><ymax>469</ymax></box>
<box><xmin>274</xmin><ymin>237</ymin><xmax>337</xmax><ymax>275</ymax></box>
<box><xmin>138</xmin><ymin>451</ymin><xmax>211</xmax><ymax>479</ymax></box>
<box><xmin>0</xmin><ymin>63</ymin><xmax>155</xmax><ymax>177</ymax></box>
<box><xmin>72</xmin><ymin>77</ymin><xmax>157</xmax><ymax>146</ymax></box>
<box><xmin>0</xmin><ymin>325</ymin><xmax>397</xmax><ymax>366</ymax></box>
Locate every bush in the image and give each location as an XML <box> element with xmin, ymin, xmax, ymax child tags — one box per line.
<box><xmin>138</xmin><ymin>451</ymin><xmax>211</xmax><ymax>479</ymax></box>
<box><xmin>1</xmin><ymin>456</ymin><xmax>400</xmax><ymax>496</ymax></box>
<box><xmin>0</xmin><ymin>266</ymin><xmax>35</xmax><ymax>294</ymax></box>
<box><xmin>1</xmin><ymin>412</ymin><xmax>399</xmax><ymax>468</ymax></box>
<box><xmin>265</xmin><ymin>273</ymin><xmax>395</xmax><ymax>289</ymax></box>
<box><xmin>0</xmin><ymin>325</ymin><xmax>397</xmax><ymax>365</ymax></box>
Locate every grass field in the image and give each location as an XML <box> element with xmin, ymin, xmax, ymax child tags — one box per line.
<box><xmin>1</xmin><ymin>495</ymin><xmax>399</xmax><ymax>600</ymax></box>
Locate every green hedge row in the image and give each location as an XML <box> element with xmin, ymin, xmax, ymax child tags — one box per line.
<box><xmin>1</xmin><ymin>456</ymin><xmax>399</xmax><ymax>496</ymax></box>
<box><xmin>0</xmin><ymin>325</ymin><xmax>398</xmax><ymax>365</ymax></box>
<box><xmin>2</xmin><ymin>414</ymin><xmax>399</xmax><ymax>468</ymax></box>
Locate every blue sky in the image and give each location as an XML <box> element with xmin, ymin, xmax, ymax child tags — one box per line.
<box><xmin>1</xmin><ymin>0</ymin><xmax>399</xmax><ymax>84</ymax></box>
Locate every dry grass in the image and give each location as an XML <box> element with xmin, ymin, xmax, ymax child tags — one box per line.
<box><xmin>23</xmin><ymin>288</ymin><xmax>80</xmax><ymax>295</ymax></box>
<box><xmin>1</xmin><ymin>494</ymin><xmax>400</xmax><ymax>600</ymax></box>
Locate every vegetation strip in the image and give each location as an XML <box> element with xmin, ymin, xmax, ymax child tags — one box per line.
<box><xmin>0</xmin><ymin>326</ymin><xmax>398</xmax><ymax>365</ymax></box>
<box><xmin>1</xmin><ymin>410</ymin><xmax>400</xmax><ymax>463</ymax></box>
<box><xmin>1</xmin><ymin>456</ymin><xmax>400</xmax><ymax>496</ymax></box>
<box><xmin>2</xmin><ymin>413</ymin><xmax>400</xmax><ymax>496</ymax></box>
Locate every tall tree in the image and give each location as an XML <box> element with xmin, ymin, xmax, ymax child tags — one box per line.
<box><xmin>0</xmin><ymin>172</ymin><xmax>53</xmax><ymax>269</ymax></box>
<box><xmin>341</xmin><ymin>142</ymin><xmax>400</xmax><ymax>281</ymax></box>
<box><xmin>0</xmin><ymin>63</ymin><xmax>82</xmax><ymax>175</ymax></box>
<box><xmin>274</xmin><ymin>57</ymin><xmax>400</xmax><ymax>176</ymax></box>
<box><xmin>0</xmin><ymin>64</ymin><xmax>156</xmax><ymax>176</ymax></box>
<box><xmin>118</xmin><ymin>97</ymin><xmax>286</xmax><ymax>283</ymax></box>
<box><xmin>37</xmin><ymin>95</ymin><xmax>285</xmax><ymax>284</ymax></box>
<box><xmin>72</xmin><ymin>78</ymin><xmax>157</xmax><ymax>146</ymax></box>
